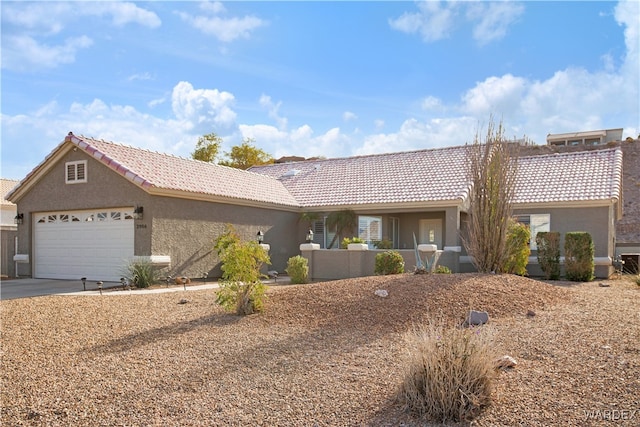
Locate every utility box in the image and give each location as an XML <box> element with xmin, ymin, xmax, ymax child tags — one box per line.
<box><xmin>621</xmin><ymin>254</ymin><xmax>640</xmax><ymax>274</ymax></box>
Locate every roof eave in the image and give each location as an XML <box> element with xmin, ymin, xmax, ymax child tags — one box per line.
<box><xmin>148</xmin><ymin>187</ymin><xmax>301</xmax><ymax>212</ymax></box>
<box><xmin>299</xmin><ymin>198</ymin><xmax>466</xmax><ymax>213</ymax></box>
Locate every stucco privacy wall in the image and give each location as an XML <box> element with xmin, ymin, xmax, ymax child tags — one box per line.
<box><xmin>150</xmin><ymin>195</ymin><xmax>299</xmax><ymax>278</ymax></box>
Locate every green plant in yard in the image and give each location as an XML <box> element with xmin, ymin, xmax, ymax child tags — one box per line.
<box><xmin>285</xmin><ymin>255</ymin><xmax>309</xmax><ymax>284</ymax></box>
<box><xmin>564</xmin><ymin>232</ymin><xmax>594</xmax><ymax>282</ymax></box>
<box><xmin>373</xmin><ymin>239</ymin><xmax>393</xmax><ymax>249</ymax></box>
<box><xmin>214</xmin><ymin>224</ymin><xmax>270</xmax><ymax>315</ymax></box>
<box><xmin>341</xmin><ymin>236</ymin><xmax>365</xmax><ymax>248</ymax></box>
<box><xmin>374</xmin><ymin>251</ymin><xmax>405</xmax><ymax>275</ymax></box>
<box><xmin>398</xmin><ymin>320</ymin><xmax>498</xmax><ymax>422</ymax></box>
<box><xmin>326</xmin><ymin>209</ymin><xmax>357</xmax><ymax>249</ymax></box>
<box><xmin>434</xmin><ymin>265</ymin><xmax>452</xmax><ymax>274</ymax></box>
<box><xmin>635</xmin><ymin>274</ymin><xmax>640</xmax><ymax>286</ymax></box>
<box><xmin>536</xmin><ymin>231</ymin><xmax>561</xmax><ymax>280</ymax></box>
<box><xmin>123</xmin><ymin>258</ymin><xmax>160</xmax><ymax>288</ymax></box>
<box><xmin>502</xmin><ymin>219</ymin><xmax>530</xmax><ymax>276</ymax></box>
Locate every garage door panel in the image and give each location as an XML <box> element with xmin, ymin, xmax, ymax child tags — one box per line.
<box><xmin>34</xmin><ymin>208</ymin><xmax>134</xmax><ymax>282</ymax></box>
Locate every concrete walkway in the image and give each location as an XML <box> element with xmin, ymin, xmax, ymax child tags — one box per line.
<box><xmin>1</xmin><ymin>277</ymin><xmax>288</xmax><ymax>300</ymax></box>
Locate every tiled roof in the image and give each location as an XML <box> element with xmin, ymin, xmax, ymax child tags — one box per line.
<box><xmin>249</xmin><ymin>146</ymin><xmax>472</xmax><ymax>208</ymax></box>
<box><xmin>9</xmin><ymin>132</ymin><xmax>622</xmax><ymax>211</ymax></box>
<box><xmin>514</xmin><ymin>148</ymin><xmax>622</xmax><ymax>204</ymax></box>
<box><xmin>250</xmin><ymin>146</ymin><xmax>622</xmax><ymax>208</ymax></box>
<box><xmin>67</xmin><ymin>134</ymin><xmax>300</xmax><ymax>208</ymax></box>
<box><xmin>1</xmin><ymin>179</ymin><xmax>19</xmax><ymax>206</ymax></box>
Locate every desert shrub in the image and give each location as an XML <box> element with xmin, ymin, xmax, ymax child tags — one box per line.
<box><xmin>635</xmin><ymin>275</ymin><xmax>640</xmax><ymax>286</ymax></box>
<box><xmin>503</xmin><ymin>219</ymin><xmax>530</xmax><ymax>275</ymax></box>
<box><xmin>124</xmin><ymin>259</ymin><xmax>160</xmax><ymax>288</ymax></box>
<box><xmin>373</xmin><ymin>239</ymin><xmax>393</xmax><ymax>249</ymax></box>
<box><xmin>214</xmin><ymin>224</ymin><xmax>270</xmax><ymax>315</ymax></box>
<box><xmin>341</xmin><ymin>236</ymin><xmax>365</xmax><ymax>248</ymax></box>
<box><xmin>398</xmin><ymin>321</ymin><xmax>498</xmax><ymax>422</ymax></box>
<box><xmin>564</xmin><ymin>232</ymin><xmax>594</xmax><ymax>282</ymax></box>
<box><xmin>375</xmin><ymin>251</ymin><xmax>405</xmax><ymax>275</ymax></box>
<box><xmin>285</xmin><ymin>255</ymin><xmax>309</xmax><ymax>284</ymax></box>
<box><xmin>536</xmin><ymin>231</ymin><xmax>561</xmax><ymax>280</ymax></box>
<box><xmin>434</xmin><ymin>265</ymin><xmax>451</xmax><ymax>274</ymax></box>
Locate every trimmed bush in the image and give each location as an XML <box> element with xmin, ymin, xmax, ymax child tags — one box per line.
<box><xmin>124</xmin><ymin>259</ymin><xmax>160</xmax><ymax>288</ymax></box>
<box><xmin>564</xmin><ymin>232</ymin><xmax>594</xmax><ymax>282</ymax></box>
<box><xmin>398</xmin><ymin>321</ymin><xmax>498</xmax><ymax>422</ymax></box>
<box><xmin>375</xmin><ymin>250</ymin><xmax>405</xmax><ymax>275</ymax></box>
<box><xmin>434</xmin><ymin>265</ymin><xmax>452</xmax><ymax>274</ymax></box>
<box><xmin>285</xmin><ymin>255</ymin><xmax>309</xmax><ymax>284</ymax></box>
<box><xmin>214</xmin><ymin>225</ymin><xmax>270</xmax><ymax>315</ymax></box>
<box><xmin>503</xmin><ymin>219</ymin><xmax>530</xmax><ymax>276</ymax></box>
<box><xmin>341</xmin><ymin>236</ymin><xmax>365</xmax><ymax>249</ymax></box>
<box><xmin>373</xmin><ymin>239</ymin><xmax>393</xmax><ymax>249</ymax></box>
<box><xmin>536</xmin><ymin>231</ymin><xmax>561</xmax><ymax>280</ymax></box>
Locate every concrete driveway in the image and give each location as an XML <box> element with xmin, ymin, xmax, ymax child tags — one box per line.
<box><xmin>0</xmin><ymin>278</ymin><xmax>117</xmax><ymax>300</ymax></box>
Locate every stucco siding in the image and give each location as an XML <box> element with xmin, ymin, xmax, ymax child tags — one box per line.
<box><xmin>149</xmin><ymin>196</ymin><xmax>299</xmax><ymax>279</ymax></box>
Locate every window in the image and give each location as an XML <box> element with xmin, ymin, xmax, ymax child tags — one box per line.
<box><xmin>514</xmin><ymin>214</ymin><xmax>550</xmax><ymax>250</ymax></box>
<box><xmin>65</xmin><ymin>161</ymin><xmax>87</xmax><ymax>184</ymax></box>
<box><xmin>358</xmin><ymin>216</ymin><xmax>382</xmax><ymax>247</ymax></box>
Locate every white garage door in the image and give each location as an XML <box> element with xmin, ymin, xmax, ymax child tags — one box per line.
<box><xmin>34</xmin><ymin>208</ymin><xmax>135</xmax><ymax>282</ymax></box>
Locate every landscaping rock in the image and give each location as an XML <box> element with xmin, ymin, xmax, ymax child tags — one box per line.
<box><xmin>495</xmin><ymin>355</ymin><xmax>518</xmax><ymax>370</ymax></box>
<box><xmin>374</xmin><ymin>289</ymin><xmax>388</xmax><ymax>298</ymax></box>
<box><xmin>468</xmin><ymin>310</ymin><xmax>489</xmax><ymax>325</ymax></box>
<box><xmin>526</xmin><ymin>310</ymin><xmax>536</xmax><ymax>317</ymax></box>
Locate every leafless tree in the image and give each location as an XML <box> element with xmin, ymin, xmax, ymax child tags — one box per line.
<box><xmin>463</xmin><ymin>119</ymin><xmax>519</xmax><ymax>273</ymax></box>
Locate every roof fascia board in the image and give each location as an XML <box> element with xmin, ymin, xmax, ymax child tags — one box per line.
<box><xmin>147</xmin><ymin>187</ymin><xmax>301</xmax><ymax>212</ymax></box>
<box><xmin>6</xmin><ymin>142</ymin><xmax>72</xmax><ymax>203</ymax></box>
<box><xmin>300</xmin><ymin>199</ymin><xmax>465</xmax><ymax>213</ymax></box>
<box><xmin>513</xmin><ymin>199</ymin><xmax>617</xmax><ymax>210</ymax></box>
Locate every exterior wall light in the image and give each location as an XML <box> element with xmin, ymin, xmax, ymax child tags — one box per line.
<box><xmin>257</xmin><ymin>230</ymin><xmax>264</xmax><ymax>243</ymax></box>
<box><xmin>306</xmin><ymin>228</ymin><xmax>314</xmax><ymax>243</ymax></box>
<box><xmin>14</xmin><ymin>213</ymin><xmax>24</xmax><ymax>225</ymax></box>
<box><xmin>133</xmin><ymin>206</ymin><xmax>144</xmax><ymax>220</ymax></box>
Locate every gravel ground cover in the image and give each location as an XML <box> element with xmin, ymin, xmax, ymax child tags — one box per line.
<box><xmin>1</xmin><ymin>273</ymin><xmax>638</xmax><ymax>426</ymax></box>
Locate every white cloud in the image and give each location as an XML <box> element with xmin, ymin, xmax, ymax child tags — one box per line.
<box><xmin>2</xmin><ymin>2</ymin><xmax>160</xmax><ymax>31</ymax></box>
<box><xmin>374</xmin><ymin>119</ymin><xmax>385</xmax><ymax>130</ymax></box>
<box><xmin>355</xmin><ymin>117</ymin><xmax>479</xmax><ymax>156</ymax></box>
<box><xmin>171</xmin><ymin>81</ymin><xmax>237</xmax><ymax>131</ymax></box>
<box><xmin>1</xmin><ymin>35</ymin><xmax>93</xmax><ymax>71</ymax></box>
<box><xmin>390</xmin><ymin>1</ymin><xmax>522</xmax><ymax>44</ymax></box>
<box><xmin>1</xmin><ymin>2</ymin><xmax>159</xmax><ymax>71</ymax></box>
<box><xmin>259</xmin><ymin>95</ymin><xmax>288</xmax><ymax>130</ymax></box>
<box><xmin>343</xmin><ymin>111</ymin><xmax>358</xmax><ymax>122</ymax></box>
<box><xmin>176</xmin><ymin>5</ymin><xmax>265</xmax><ymax>42</ymax></box>
<box><xmin>461</xmin><ymin>74</ymin><xmax>527</xmax><ymax>117</ymax></box>
<box><xmin>421</xmin><ymin>95</ymin><xmax>444</xmax><ymax>112</ymax></box>
<box><xmin>128</xmin><ymin>72</ymin><xmax>153</xmax><ymax>82</ymax></box>
<box><xmin>389</xmin><ymin>1</ymin><xmax>459</xmax><ymax>42</ymax></box>
<box><xmin>466</xmin><ymin>2</ymin><xmax>524</xmax><ymax>45</ymax></box>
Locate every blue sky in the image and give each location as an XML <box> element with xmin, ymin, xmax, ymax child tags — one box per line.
<box><xmin>2</xmin><ymin>1</ymin><xmax>638</xmax><ymax>180</ymax></box>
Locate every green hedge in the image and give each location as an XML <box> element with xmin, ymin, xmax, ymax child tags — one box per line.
<box><xmin>503</xmin><ymin>219</ymin><xmax>530</xmax><ymax>276</ymax></box>
<box><xmin>564</xmin><ymin>232</ymin><xmax>594</xmax><ymax>282</ymax></box>
<box><xmin>375</xmin><ymin>250</ymin><xmax>405</xmax><ymax>275</ymax></box>
<box><xmin>535</xmin><ymin>231</ymin><xmax>561</xmax><ymax>280</ymax></box>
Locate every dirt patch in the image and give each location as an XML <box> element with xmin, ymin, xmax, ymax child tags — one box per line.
<box><xmin>1</xmin><ymin>273</ymin><xmax>638</xmax><ymax>426</ymax></box>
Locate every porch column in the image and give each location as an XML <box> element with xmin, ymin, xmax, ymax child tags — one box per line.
<box><xmin>300</xmin><ymin>243</ymin><xmax>319</xmax><ymax>281</ymax></box>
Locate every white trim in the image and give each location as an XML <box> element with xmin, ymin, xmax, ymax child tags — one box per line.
<box><xmin>443</xmin><ymin>246</ymin><xmax>462</xmax><ymax>252</ymax></box>
<box><xmin>65</xmin><ymin>160</ymin><xmax>87</xmax><ymax>184</ymax></box>
<box><xmin>134</xmin><ymin>255</ymin><xmax>171</xmax><ymax>266</ymax></box>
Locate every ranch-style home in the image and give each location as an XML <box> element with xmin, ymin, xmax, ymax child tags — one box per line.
<box><xmin>7</xmin><ymin>132</ymin><xmax>623</xmax><ymax>282</ymax></box>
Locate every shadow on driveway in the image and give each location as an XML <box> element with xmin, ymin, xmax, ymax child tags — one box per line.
<box><xmin>0</xmin><ymin>278</ymin><xmax>117</xmax><ymax>300</ymax></box>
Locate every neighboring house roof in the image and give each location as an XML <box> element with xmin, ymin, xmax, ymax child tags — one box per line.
<box><xmin>7</xmin><ymin>133</ymin><xmax>300</xmax><ymax>209</ymax></box>
<box><xmin>1</xmin><ymin>179</ymin><xmax>19</xmax><ymax>206</ymax></box>
<box><xmin>250</xmin><ymin>146</ymin><xmax>472</xmax><ymax>209</ymax></box>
